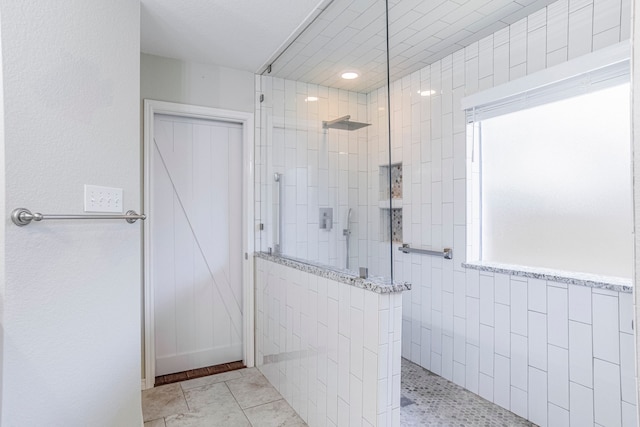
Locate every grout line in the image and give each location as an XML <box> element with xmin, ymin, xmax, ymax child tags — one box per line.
<box><xmin>181</xmin><ymin>385</ymin><xmax>191</xmax><ymax>413</ymax></box>
<box><xmin>242</xmin><ymin>397</ymin><xmax>286</xmax><ymax>411</ymax></box>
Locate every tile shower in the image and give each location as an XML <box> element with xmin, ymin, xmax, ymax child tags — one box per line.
<box><xmin>253</xmin><ymin>0</ymin><xmax>637</xmax><ymax>426</ymax></box>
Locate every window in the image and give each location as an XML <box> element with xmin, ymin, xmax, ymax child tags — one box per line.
<box><xmin>464</xmin><ymin>44</ymin><xmax>632</xmax><ymax>279</ymax></box>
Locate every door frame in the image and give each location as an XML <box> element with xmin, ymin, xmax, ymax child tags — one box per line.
<box><xmin>142</xmin><ymin>99</ymin><xmax>255</xmax><ymax>389</ymax></box>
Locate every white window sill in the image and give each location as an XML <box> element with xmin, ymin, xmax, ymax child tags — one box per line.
<box><xmin>462</xmin><ymin>261</ymin><xmax>632</xmax><ymax>293</ymax></box>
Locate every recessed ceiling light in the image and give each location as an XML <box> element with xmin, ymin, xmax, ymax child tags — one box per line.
<box><xmin>418</xmin><ymin>90</ymin><xmax>436</xmax><ymax>96</ymax></box>
<box><xmin>305</xmin><ymin>96</ymin><xmax>318</xmax><ymax>102</ymax></box>
<box><xmin>341</xmin><ymin>72</ymin><xmax>359</xmax><ymax>80</ymax></box>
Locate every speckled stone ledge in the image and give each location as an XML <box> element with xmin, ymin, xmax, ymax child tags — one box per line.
<box><xmin>463</xmin><ymin>261</ymin><xmax>632</xmax><ymax>293</ymax></box>
<box><xmin>255</xmin><ymin>252</ymin><xmax>411</xmax><ymax>294</ymax></box>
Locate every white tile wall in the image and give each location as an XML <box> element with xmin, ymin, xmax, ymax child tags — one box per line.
<box><xmin>549</xmin><ymin>403</ymin><xmax>570</xmax><ymax>426</ymax></box>
<box><xmin>479</xmin><ymin>273</ymin><xmax>494</xmax><ymax>326</ymax></box>
<box><xmin>594</xmin><ymin>358</ymin><xmax>622</xmax><ymax>426</ymax></box>
<box><xmin>494</xmin><ymin>353</ymin><xmax>511</xmax><ymax>410</ymax></box>
<box><xmin>390</xmin><ymin>2</ymin><xmax>635</xmax><ymax>427</ymax></box>
<box><xmin>569</xmin><ymin>321</ymin><xmax>593</xmax><ymax>387</ymax></box>
<box><xmin>622</xmin><ymin>401</ymin><xmax>637</xmax><ymax>427</ymax></box>
<box><xmin>547</xmin><ymin>286</ymin><xmax>569</xmax><ymax>348</ymax></box>
<box><xmin>528</xmin><ymin>278</ymin><xmax>547</xmax><ymax>313</ymax></box>
<box><xmin>256</xmin><ymin>2</ymin><xmax>636</xmax><ymax>427</ymax></box>
<box><xmin>511</xmin><ymin>385</ymin><xmax>528</xmax><ymax>419</ymax></box>
<box><xmin>256</xmin><ymin>77</ymin><xmax>377</xmax><ymax>274</ymax></box>
<box><xmin>568</xmin><ymin>284</ymin><xmax>592</xmax><ymax>323</ymax></box>
<box><xmin>620</xmin><ymin>332</ymin><xmax>636</xmax><ymax>405</ymax></box>
<box><xmin>466</xmin><ymin>343</ymin><xmax>480</xmax><ymax>392</ymax></box>
<box><xmin>510</xmin><ymin>279</ymin><xmax>528</xmax><ymax>337</ymax></box>
<box><xmin>528</xmin><ymin>311</ymin><xmax>547</xmax><ymax>371</ymax></box>
<box><xmin>548</xmin><ymin>344</ymin><xmax>569</xmax><ymax>410</ymax></box>
<box><xmin>570</xmin><ymin>382</ymin><xmax>594</xmax><ymax>427</ymax></box>
<box><xmin>511</xmin><ymin>333</ymin><xmax>528</xmax><ymax>392</ymax></box>
<box><xmin>255</xmin><ymin>258</ymin><xmax>401</xmax><ymax>427</ymax></box>
<box><xmin>529</xmin><ymin>367</ymin><xmax>548</xmax><ymax>426</ymax></box>
<box><xmin>592</xmin><ymin>293</ymin><xmax>620</xmax><ymax>363</ymax></box>
<box><xmin>494</xmin><ymin>303</ymin><xmax>510</xmax><ymax>357</ymax></box>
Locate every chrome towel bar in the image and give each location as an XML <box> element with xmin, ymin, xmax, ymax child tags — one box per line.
<box><xmin>11</xmin><ymin>208</ymin><xmax>146</xmax><ymax>227</ymax></box>
<box><xmin>398</xmin><ymin>244</ymin><xmax>452</xmax><ymax>259</ymax></box>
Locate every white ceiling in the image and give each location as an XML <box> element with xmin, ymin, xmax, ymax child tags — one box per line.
<box><xmin>140</xmin><ymin>0</ymin><xmax>324</xmax><ymax>72</ymax></box>
<box><xmin>141</xmin><ymin>0</ymin><xmax>557</xmax><ymax>92</ymax></box>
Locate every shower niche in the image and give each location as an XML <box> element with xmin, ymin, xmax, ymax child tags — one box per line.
<box><xmin>379</xmin><ymin>162</ymin><xmax>403</xmax><ymax>242</ymax></box>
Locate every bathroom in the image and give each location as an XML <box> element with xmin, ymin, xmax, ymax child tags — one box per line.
<box><xmin>1</xmin><ymin>0</ymin><xmax>638</xmax><ymax>425</ymax></box>
<box><xmin>252</xmin><ymin>0</ymin><xmax>636</xmax><ymax>426</ymax></box>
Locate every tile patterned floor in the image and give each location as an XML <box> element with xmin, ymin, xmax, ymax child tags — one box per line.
<box><xmin>401</xmin><ymin>358</ymin><xmax>536</xmax><ymax>426</ymax></box>
<box><xmin>142</xmin><ymin>367</ymin><xmax>306</xmax><ymax>427</ymax></box>
<box><xmin>143</xmin><ymin>360</ymin><xmax>535</xmax><ymax>427</ymax></box>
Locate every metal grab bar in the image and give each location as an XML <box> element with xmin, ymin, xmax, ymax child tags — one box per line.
<box><xmin>274</xmin><ymin>173</ymin><xmax>283</xmax><ymax>254</ymax></box>
<box><xmin>11</xmin><ymin>208</ymin><xmax>146</xmax><ymax>227</ymax></box>
<box><xmin>398</xmin><ymin>243</ymin><xmax>452</xmax><ymax>259</ymax></box>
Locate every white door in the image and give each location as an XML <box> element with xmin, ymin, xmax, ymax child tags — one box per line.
<box><xmin>151</xmin><ymin>114</ymin><xmax>243</xmax><ymax>376</ymax></box>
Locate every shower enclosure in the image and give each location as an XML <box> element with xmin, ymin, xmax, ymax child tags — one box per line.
<box><xmin>255</xmin><ymin>0</ymin><xmax>396</xmax><ymax>280</ymax></box>
<box><xmin>252</xmin><ymin>0</ymin><xmax>638</xmax><ymax>426</ymax></box>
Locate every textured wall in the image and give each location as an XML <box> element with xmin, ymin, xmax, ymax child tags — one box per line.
<box><xmin>141</xmin><ymin>53</ymin><xmax>255</xmax><ymax>113</ymax></box>
<box><xmin>1</xmin><ymin>1</ymin><xmax>142</xmax><ymax>425</ymax></box>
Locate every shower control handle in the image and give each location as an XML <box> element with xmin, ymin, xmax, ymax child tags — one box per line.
<box><xmin>319</xmin><ymin>208</ymin><xmax>333</xmax><ymax>231</ymax></box>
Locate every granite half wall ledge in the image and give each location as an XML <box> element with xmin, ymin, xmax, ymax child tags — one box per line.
<box><xmin>255</xmin><ymin>252</ymin><xmax>411</xmax><ymax>294</ymax></box>
<box><xmin>463</xmin><ymin>261</ymin><xmax>632</xmax><ymax>293</ymax></box>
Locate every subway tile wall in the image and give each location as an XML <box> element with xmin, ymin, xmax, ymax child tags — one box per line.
<box><xmin>256</xmin><ymin>77</ymin><xmax>380</xmax><ymax>273</ymax></box>
<box><xmin>255</xmin><ymin>0</ymin><xmax>635</xmax><ymax>426</ymax></box>
<box><xmin>387</xmin><ymin>0</ymin><xmax>635</xmax><ymax>426</ymax></box>
<box><xmin>255</xmin><ymin>258</ymin><xmax>402</xmax><ymax>427</ymax></box>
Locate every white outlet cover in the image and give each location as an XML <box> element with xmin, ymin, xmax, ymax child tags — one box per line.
<box><xmin>84</xmin><ymin>185</ymin><xmax>124</xmax><ymax>213</ymax></box>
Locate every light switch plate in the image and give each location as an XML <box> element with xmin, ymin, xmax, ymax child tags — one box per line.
<box><xmin>84</xmin><ymin>185</ymin><xmax>123</xmax><ymax>213</ymax></box>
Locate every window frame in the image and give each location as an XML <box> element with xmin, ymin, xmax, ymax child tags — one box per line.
<box><xmin>461</xmin><ymin>41</ymin><xmax>632</xmax><ymax>281</ymax></box>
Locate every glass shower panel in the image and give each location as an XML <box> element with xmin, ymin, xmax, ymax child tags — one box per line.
<box><xmin>256</xmin><ymin>0</ymin><xmax>394</xmax><ymax>280</ymax></box>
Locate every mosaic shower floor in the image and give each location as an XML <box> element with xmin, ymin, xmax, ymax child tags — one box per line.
<box><xmin>401</xmin><ymin>358</ymin><xmax>535</xmax><ymax>426</ymax></box>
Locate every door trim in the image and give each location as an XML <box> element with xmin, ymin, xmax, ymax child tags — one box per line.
<box><xmin>142</xmin><ymin>99</ymin><xmax>255</xmax><ymax>390</ymax></box>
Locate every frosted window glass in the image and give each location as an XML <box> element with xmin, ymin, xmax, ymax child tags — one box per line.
<box><xmin>480</xmin><ymin>83</ymin><xmax>632</xmax><ymax>278</ymax></box>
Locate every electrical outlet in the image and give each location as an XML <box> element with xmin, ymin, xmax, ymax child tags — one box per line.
<box><xmin>84</xmin><ymin>185</ymin><xmax>123</xmax><ymax>213</ymax></box>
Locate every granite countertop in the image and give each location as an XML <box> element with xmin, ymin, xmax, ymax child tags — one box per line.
<box><xmin>463</xmin><ymin>261</ymin><xmax>632</xmax><ymax>293</ymax></box>
<box><xmin>255</xmin><ymin>252</ymin><xmax>411</xmax><ymax>294</ymax></box>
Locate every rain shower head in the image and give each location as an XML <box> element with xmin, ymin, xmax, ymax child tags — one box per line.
<box><xmin>322</xmin><ymin>115</ymin><xmax>371</xmax><ymax>131</ymax></box>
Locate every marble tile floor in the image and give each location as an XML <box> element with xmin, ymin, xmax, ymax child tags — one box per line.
<box><xmin>143</xmin><ymin>360</ymin><xmax>535</xmax><ymax>427</ymax></box>
<box><xmin>142</xmin><ymin>367</ymin><xmax>306</xmax><ymax>427</ymax></box>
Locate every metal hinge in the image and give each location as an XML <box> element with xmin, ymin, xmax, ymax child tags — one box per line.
<box><xmin>267</xmin><ymin>64</ymin><xmax>272</xmax><ymax>74</ymax></box>
<box><xmin>259</xmin><ymin>223</ymin><xmax>264</xmax><ymax>231</ymax></box>
<box><xmin>245</xmin><ymin>252</ymin><xmax>248</xmax><ymax>260</ymax></box>
<box><xmin>260</xmin><ymin>94</ymin><xmax>264</xmax><ymax>103</ymax></box>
